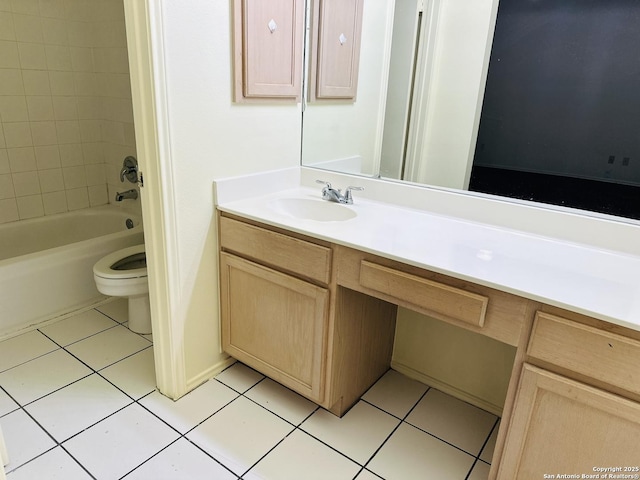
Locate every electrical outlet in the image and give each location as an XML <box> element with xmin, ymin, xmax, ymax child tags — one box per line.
<box><xmin>608</xmin><ymin>155</ymin><xmax>615</xmax><ymax>164</ymax></box>
<box><xmin>623</xmin><ymin>157</ymin><xmax>630</xmax><ymax>166</ymax></box>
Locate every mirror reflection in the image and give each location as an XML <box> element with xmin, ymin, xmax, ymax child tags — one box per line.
<box><xmin>301</xmin><ymin>0</ymin><xmax>640</xmax><ymax>221</ymax></box>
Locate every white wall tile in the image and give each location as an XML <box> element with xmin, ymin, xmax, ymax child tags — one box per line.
<box><xmin>17</xmin><ymin>42</ymin><xmax>47</xmax><ymax>69</ymax></box>
<box><xmin>65</xmin><ymin>185</ymin><xmax>88</xmax><ymax>209</ymax></box>
<box><xmin>41</xmin><ymin>17</ymin><xmax>67</xmax><ymax>45</ymax></box>
<box><xmin>38</xmin><ymin>167</ymin><xmax>63</xmax><ymax>191</ymax></box>
<box><xmin>22</xmin><ymin>69</ymin><xmax>50</xmax><ymax>94</ymax></box>
<box><xmin>73</xmin><ymin>71</ymin><xmax>94</xmax><ymax>96</ymax></box>
<box><xmin>0</xmin><ymin>39</ymin><xmax>19</xmax><ymax>67</ymax></box>
<box><xmin>0</xmin><ymin>197</ymin><xmax>18</xmax><ymax>222</ymax></box>
<box><xmin>30</xmin><ymin>120</ymin><xmax>57</xmax><ymax>145</ymax></box>
<box><xmin>79</xmin><ymin>118</ymin><xmax>101</xmax><ymax>141</ymax></box>
<box><xmin>0</xmin><ymin>68</ymin><xmax>24</xmax><ymax>94</ymax></box>
<box><xmin>11</xmin><ymin>0</ymin><xmax>39</xmax><ymax>16</ymax></box>
<box><xmin>16</xmin><ymin>193</ymin><xmax>44</xmax><ymax>218</ymax></box>
<box><xmin>13</xmin><ymin>14</ymin><xmax>43</xmax><ymax>43</ymax></box>
<box><xmin>0</xmin><ymin>173</ymin><xmax>14</xmax><ymax>198</ymax></box>
<box><xmin>45</xmin><ymin>44</ymin><xmax>71</xmax><ymax>70</ymax></box>
<box><xmin>69</xmin><ymin>46</ymin><xmax>93</xmax><ymax>72</ymax></box>
<box><xmin>38</xmin><ymin>0</ymin><xmax>66</xmax><ymax>19</ymax></box>
<box><xmin>82</xmin><ymin>141</ymin><xmax>104</xmax><ymax>164</ymax></box>
<box><xmin>3</xmin><ymin>122</ymin><xmax>32</xmax><ymax>147</ymax></box>
<box><xmin>62</xmin><ymin>164</ymin><xmax>86</xmax><ymax>188</ymax></box>
<box><xmin>26</xmin><ymin>95</ymin><xmax>54</xmax><ymax>121</ymax></box>
<box><xmin>34</xmin><ymin>144</ymin><xmax>60</xmax><ymax>168</ymax></box>
<box><xmin>12</xmin><ymin>170</ymin><xmax>40</xmax><ymax>196</ymax></box>
<box><xmin>58</xmin><ymin>142</ymin><xmax>83</xmax><ymax>166</ymax></box>
<box><xmin>0</xmin><ymin>148</ymin><xmax>8</xmax><ymax>171</ymax></box>
<box><xmin>42</xmin><ymin>189</ymin><xmax>66</xmax><ymax>213</ymax></box>
<box><xmin>55</xmin><ymin>119</ymin><xmax>79</xmax><ymax>143</ymax></box>
<box><xmin>49</xmin><ymin>70</ymin><xmax>75</xmax><ymax>95</ymax></box>
<box><xmin>88</xmin><ymin>183</ymin><xmax>107</xmax><ymax>205</ymax></box>
<box><xmin>0</xmin><ymin>95</ymin><xmax>28</xmax><ymax>121</ymax></box>
<box><xmin>0</xmin><ymin>12</ymin><xmax>16</xmax><ymax>41</ymax></box>
<box><xmin>84</xmin><ymin>162</ymin><xmax>104</xmax><ymax>185</ymax></box>
<box><xmin>52</xmin><ymin>95</ymin><xmax>77</xmax><ymax>120</ymax></box>
<box><xmin>7</xmin><ymin>146</ymin><xmax>36</xmax><ymax>171</ymax></box>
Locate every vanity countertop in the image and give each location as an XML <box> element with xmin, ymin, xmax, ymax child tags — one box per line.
<box><xmin>214</xmin><ymin>168</ymin><xmax>640</xmax><ymax>332</ymax></box>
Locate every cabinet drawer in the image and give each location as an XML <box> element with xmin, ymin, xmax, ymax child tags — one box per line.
<box><xmin>220</xmin><ymin>216</ymin><xmax>331</xmax><ymax>284</ymax></box>
<box><xmin>528</xmin><ymin>312</ymin><xmax>640</xmax><ymax>396</ymax></box>
<box><xmin>359</xmin><ymin>260</ymin><xmax>488</xmax><ymax>328</ymax></box>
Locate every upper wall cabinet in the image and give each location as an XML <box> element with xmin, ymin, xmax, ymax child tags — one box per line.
<box><xmin>309</xmin><ymin>0</ymin><xmax>364</xmax><ymax>101</ymax></box>
<box><xmin>233</xmin><ymin>0</ymin><xmax>304</xmax><ymax>102</ymax></box>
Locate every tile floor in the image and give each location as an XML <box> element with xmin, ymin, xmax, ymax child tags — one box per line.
<box><xmin>0</xmin><ymin>299</ymin><xmax>498</xmax><ymax>479</ymax></box>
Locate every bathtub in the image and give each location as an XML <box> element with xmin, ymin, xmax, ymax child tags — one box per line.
<box><xmin>0</xmin><ymin>206</ymin><xmax>144</xmax><ymax>338</ymax></box>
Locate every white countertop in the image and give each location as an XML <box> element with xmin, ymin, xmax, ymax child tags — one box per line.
<box><xmin>214</xmin><ymin>168</ymin><xmax>640</xmax><ymax>332</ymax></box>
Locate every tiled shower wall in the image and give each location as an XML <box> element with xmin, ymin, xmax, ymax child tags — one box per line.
<box><xmin>0</xmin><ymin>0</ymin><xmax>137</xmax><ymax>224</ymax></box>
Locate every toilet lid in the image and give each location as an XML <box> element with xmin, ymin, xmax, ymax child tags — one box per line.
<box><xmin>93</xmin><ymin>244</ymin><xmax>147</xmax><ymax>280</ymax></box>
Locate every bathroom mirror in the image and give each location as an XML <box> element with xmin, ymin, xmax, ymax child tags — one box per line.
<box><xmin>301</xmin><ymin>0</ymin><xmax>640</xmax><ymax>222</ymax></box>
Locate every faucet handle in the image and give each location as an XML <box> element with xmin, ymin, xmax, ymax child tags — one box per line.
<box><xmin>315</xmin><ymin>179</ymin><xmax>332</xmax><ymax>189</ymax></box>
<box><xmin>344</xmin><ymin>186</ymin><xmax>364</xmax><ymax>204</ymax></box>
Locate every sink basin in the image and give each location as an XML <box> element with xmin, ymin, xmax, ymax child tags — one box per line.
<box><xmin>268</xmin><ymin>198</ymin><xmax>357</xmax><ymax>222</ymax></box>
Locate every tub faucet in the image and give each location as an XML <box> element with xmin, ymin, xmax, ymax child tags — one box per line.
<box><xmin>115</xmin><ymin>189</ymin><xmax>138</xmax><ymax>201</ymax></box>
<box><xmin>315</xmin><ymin>180</ymin><xmax>364</xmax><ymax>205</ymax></box>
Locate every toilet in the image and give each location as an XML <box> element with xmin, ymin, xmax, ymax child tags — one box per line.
<box><xmin>93</xmin><ymin>244</ymin><xmax>151</xmax><ymax>334</ymax></box>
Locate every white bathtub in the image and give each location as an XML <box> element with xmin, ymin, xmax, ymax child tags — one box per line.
<box><xmin>0</xmin><ymin>206</ymin><xmax>144</xmax><ymax>338</ymax></box>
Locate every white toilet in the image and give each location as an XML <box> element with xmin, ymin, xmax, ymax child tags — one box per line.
<box><xmin>93</xmin><ymin>244</ymin><xmax>151</xmax><ymax>334</ymax></box>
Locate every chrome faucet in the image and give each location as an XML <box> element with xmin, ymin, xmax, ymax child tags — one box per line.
<box><xmin>315</xmin><ymin>180</ymin><xmax>364</xmax><ymax>205</ymax></box>
<box><xmin>115</xmin><ymin>189</ymin><xmax>138</xmax><ymax>201</ymax></box>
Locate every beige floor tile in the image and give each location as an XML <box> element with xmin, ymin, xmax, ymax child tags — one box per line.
<box><xmin>187</xmin><ymin>396</ymin><xmax>293</xmax><ymax>476</ymax></box>
<box><xmin>361</xmin><ymin>369</ymin><xmax>428</xmax><ymax>418</ymax></box>
<box><xmin>139</xmin><ymin>378</ymin><xmax>238</xmax><ymax>433</ymax></box>
<box><xmin>1</xmin><ymin>409</ymin><xmax>56</xmax><ymax>473</ymax></box>
<box><xmin>301</xmin><ymin>401</ymin><xmax>399</xmax><ymax>464</ymax></box>
<box><xmin>367</xmin><ymin>422</ymin><xmax>475</xmax><ymax>480</ymax></box>
<box><xmin>123</xmin><ymin>438</ymin><xmax>237</xmax><ymax>480</ymax></box>
<box><xmin>95</xmin><ymin>298</ymin><xmax>129</xmax><ymax>323</ymax></box>
<box><xmin>65</xmin><ymin>325</ymin><xmax>151</xmax><ymax>370</ymax></box>
<box><xmin>0</xmin><ymin>349</ymin><xmax>91</xmax><ymax>405</ymax></box>
<box><xmin>38</xmin><ymin>309</ymin><xmax>118</xmax><ymax>346</ymax></box>
<box><xmin>468</xmin><ymin>460</ymin><xmax>491</xmax><ymax>480</ymax></box>
<box><xmin>64</xmin><ymin>403</ymin><xmax>179</xmax><ymax>480</ymax></box>
<box><xmin>244</xmin><ymin>429</ymin><xmax>361</xmax><ymax>480</ymax></box>
<box><xmin>0</xmin><ymin>388</ymin><xmax>18</xmax><ymax>416</ymax></box>
<box><xmin>480</xmin><ymin>420</ymin><xmax>499</xmax><ymax>464</ymax></box>
<box><xmin>7</xmin><ymin>446</ymin><xmax>92</xmax><ymax>480</ymax></box>
<box><xmin>25</xmin><ymin>374</ymin><xmax>131</xmax><ymax>442</ymax></box>
<box><xmin>100</xmin><ymin>347</ymin><xmax>156</xmax><ymax>400</ymax></box>
<box><xmin>406</xmin><ymin>389</ymin><xmax>497</xmax><ymax>455</ymax></box>
<box><xmin>215</xmin><ymin>362</ymin><xmax>264</xmax><ymax>393</ymax></box>
<box><xmin>354</xmin><ymin>469</ymin><xmax>383</xmax><ymax>480</ymax></box>
<box><xmin>245</xmin><ymin>377</ymin><xmax>318</xmax><ymax>425</ymax></box>
<box><xmin>0</xmin><ymin>331</ymin><xmax>58</xmax><ymax>372</ymax></box>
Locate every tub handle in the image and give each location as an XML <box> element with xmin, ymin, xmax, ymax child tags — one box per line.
<box><xmin>120</xmin><ymin>156</ymin><xmax>139</xmax><ymax>183</ymax></box>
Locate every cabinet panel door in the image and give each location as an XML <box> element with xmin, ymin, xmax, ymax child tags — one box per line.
<box><xmin>234</xmin><ymin>0</ymin><xmax>303</xmax><ymax>100</ymax></box>
<box><xmin>310</xmin><ymin>0</ymin><xmax>364</xmax><ymax>99</ymax></box>
<box><xmin>220</xmin><ymin>253</ymin><xmax>329</xmax><ymax>403</ymax></box>
<box><xmin>498</xmin><ymin>364</ymin><xmax>640</xmax><ymax>479</ymax></box>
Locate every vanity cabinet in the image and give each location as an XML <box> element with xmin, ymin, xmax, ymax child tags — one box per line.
<box><xmin>497</xmin><ymin>311</ymin><xmax>640</xmax><ymax>478</ymax></box>
<box><xmin>219</xmin><ymin>214</ymin><xmax>397</xmax><ymax>414</ymax></box>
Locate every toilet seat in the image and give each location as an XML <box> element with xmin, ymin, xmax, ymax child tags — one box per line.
<box><xmin>93</xmin><ymin>244</ymin><xmax>147</xmax><ymax>280</ymax></box>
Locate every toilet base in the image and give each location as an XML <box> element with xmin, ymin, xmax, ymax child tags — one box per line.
<box><xmin>128</xmin><ymin>294</ymin><xmax>151</xmax><ymax>334</ymax></box>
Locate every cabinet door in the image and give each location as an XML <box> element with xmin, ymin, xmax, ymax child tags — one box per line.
<box><xmin>498</xmin><ymin>364</ymin><xmax>640</xmax><ymax>479</ymax></box>
<box><xmin>309</xmin><ymin>0</ymin><xmax>364</xmax><ymax>100</ymax></box>
<box><xmin>233</xmin><ymin>0</ymin><xmax>304</xmax><ymax>101</ymax></box>
<box><xmin>220</xmin><ymin>253</ymin><xmax>329</xmax><ymax>403</ymax></box>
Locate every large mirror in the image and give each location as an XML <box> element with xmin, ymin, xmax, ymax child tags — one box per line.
<box><xmin>301</xmin><ymin>0</ymin><xmax>640</xmax><ymax>221</ymax></box>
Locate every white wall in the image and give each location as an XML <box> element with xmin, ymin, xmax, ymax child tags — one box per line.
<box><xmin>147</xmin><ymin>0</ymin><xmax>302</xmax><ymax>387</ymax></box>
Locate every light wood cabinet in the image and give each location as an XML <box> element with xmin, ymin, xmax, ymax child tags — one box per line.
<box><xmin>232</xmin><ymin>0</ymin><xmax>304</xmax><ymax>102</ymax></box>
<box><xmin>496</xmin><ymin>311</ymin><xmax>640</xmax><ymax>479</ymax></box>
<box><xmin>308</xmin><ymin>0</ymin><xmax>364</xmax><ymax>100</ymax></box>
<box><xmin>220</xmin><ymin>252</ymin><xmax>329</xmax><ymax>402</ymax></box>
<box><xmin>219</xmin><ymin>214</ymin><xmax>396</xmax><ymax>416</ymax></box>
<box><xmin>497</xmin><ymin>364</ymin><xmax>640</xmax><ymax>478</ymax></box>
